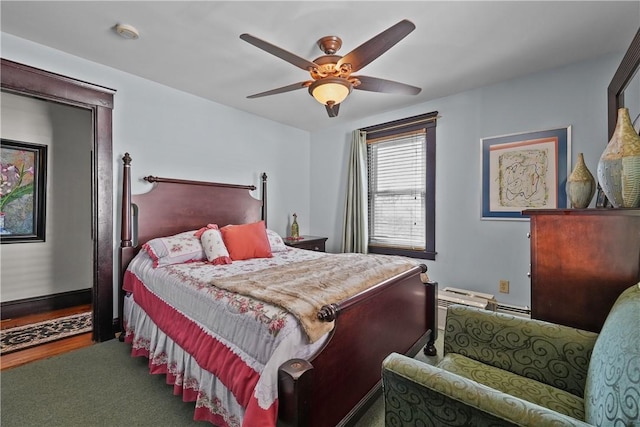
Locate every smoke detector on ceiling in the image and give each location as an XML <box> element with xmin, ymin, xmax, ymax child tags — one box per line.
<box><xmin>115</xmin><ymin>23</ymin><xmax>139</xmax><ymax>40</ymax></box>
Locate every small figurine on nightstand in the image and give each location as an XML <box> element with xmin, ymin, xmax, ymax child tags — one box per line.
<box><xmin>290</xmin><ymin>213</ymin><xmax>299</xmax><ymax>239</ymax></box>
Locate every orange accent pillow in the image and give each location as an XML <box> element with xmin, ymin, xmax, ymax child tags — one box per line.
<box><xmin>220</xmin><ymin>221</ymin><xmax>273</xmax><ymax>261</ymax></box>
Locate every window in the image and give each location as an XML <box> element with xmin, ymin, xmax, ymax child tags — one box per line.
<box><xmin>363</xmin><ymin>112</ymin><xmax>437</xmax><ymax>260</ymax></box>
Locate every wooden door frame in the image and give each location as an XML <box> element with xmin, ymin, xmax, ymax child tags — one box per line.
<box><xmin>1</xmin><ymin>58</ymin><xmax>116</xmax><ymax>342</ymax></box>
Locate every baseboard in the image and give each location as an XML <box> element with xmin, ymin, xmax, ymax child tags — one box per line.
<box><xmin>1</xmin><ymin>289</ymin><xmax>92</xmax><ymax>320</ymax></box>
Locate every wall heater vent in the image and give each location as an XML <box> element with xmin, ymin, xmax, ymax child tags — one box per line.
<box><xmin>496</xmin><ymin>303</ymin><xmax>531</xmax><ymax>318</ymax></box>
<box><xmin>437</xmin><ymin>287</ymin><xmax>497</xmax><ymax>329</ymax></box>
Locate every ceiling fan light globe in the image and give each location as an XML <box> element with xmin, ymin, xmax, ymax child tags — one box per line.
<box><xmin>309</xmin><ymin>78</ymin><xmax>352</xmax><ymax>105</ymax></box>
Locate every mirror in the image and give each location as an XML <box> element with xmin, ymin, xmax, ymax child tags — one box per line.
<box><xmin>608</xmin><ymin>28</ymin><xmax>640</xmax><ymax>138</ymax></box>
<box><xmin>598</xmin><ymin>28</ymin><xmax>640</xmax><ymax>208</ymax></box>
<box><xmin>627</xmin><ymin>69</ymin><xmax>640</xmax><ymax>133</ymax></box>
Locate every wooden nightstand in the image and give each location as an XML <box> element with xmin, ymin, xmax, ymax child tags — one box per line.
<box><xmin>283</xmin><ymin>235</ymin><xmax>328</xmax><ymax>252</ymax></box>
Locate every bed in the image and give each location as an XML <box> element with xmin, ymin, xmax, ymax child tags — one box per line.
<box><xmin>118</xmin><ymin>153</ymin><xmax>437</xmax><ymax>427</ymax></box>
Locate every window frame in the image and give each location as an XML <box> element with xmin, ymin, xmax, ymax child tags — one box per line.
<box><xmin>362</xmin><ymin>112</ymin><xmax>437</xmax><ymax>260</ymax></box>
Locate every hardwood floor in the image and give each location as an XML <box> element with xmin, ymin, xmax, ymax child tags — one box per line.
<box><xmin>0</xmin><ymin>304</ymin><xmax>94</xmax><ymax>371</ymax></box>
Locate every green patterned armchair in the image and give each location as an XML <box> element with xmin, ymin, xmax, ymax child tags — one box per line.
<box><xmin>382</xmin><ymin>283</ymin><xmax>640</xmax><ymax>426</ymax></box>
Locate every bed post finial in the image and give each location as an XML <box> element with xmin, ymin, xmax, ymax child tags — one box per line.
<box><xmin>261</xmin><ymin>172</ymin><xmax>268</xmax><ymax>227</ymax></box>
<box><xmin>318</xmin><ymin>303</ymin><xmax>339</xmax><ymax>322</ymax></box>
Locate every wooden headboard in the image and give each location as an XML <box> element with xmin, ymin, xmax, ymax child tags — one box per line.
<box><xmin>120</xmin><ymin>152</ymin><xmax>266</xmax><ymax>250</ymax></box>
<box><xmin>118</xmin><ymin>152</ymin><xmax>267</xmax><ymax>331</ymax></box>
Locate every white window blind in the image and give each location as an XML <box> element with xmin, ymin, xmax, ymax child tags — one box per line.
<box><xmin>367</xmin><ymin>130</ymin><xmax>426</xmax><ymax>250</ymax></box>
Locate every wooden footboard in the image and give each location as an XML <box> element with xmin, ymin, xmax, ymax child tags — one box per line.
<box><xmin>277</xmin><ymin>265</ymin><xmax>437</xmax><ymax>427</ymax></box>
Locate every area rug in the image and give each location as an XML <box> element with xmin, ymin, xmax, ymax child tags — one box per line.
<box><xmin>1</xmin><ymin>312</ymin><xmax>92</xmax><ymax>355</ymax></box>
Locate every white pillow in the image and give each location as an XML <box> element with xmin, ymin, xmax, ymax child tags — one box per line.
<box><xmin>142</xmin><ymin>230</ymin><xmax>205</xmax><ymax>268</ymax></box>
<box><xmin>266</xmin><ymin>229</ymin><xmax>288</xmax><ymax>252</ymax></box>
<box><xmin>200</xmin><ymin>227</ymin><xmax>232</xmax><ymax>265</ymax></box>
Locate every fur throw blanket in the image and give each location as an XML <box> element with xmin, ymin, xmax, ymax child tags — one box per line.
<box><xmin>208</xmin><ymin>253</ymin><xmax>421</xmax><ymax>343</ymax></box>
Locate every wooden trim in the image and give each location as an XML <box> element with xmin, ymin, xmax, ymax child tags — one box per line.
<box><xmin>1</xmin><ymin>58</ymin><xmax>115</xmax><ymax>342</ymax></box>
<box><xmin>364</xmin><ymin>117</ymin><xmax>438</xmax><ymax>261</ymax></box>
<box><xmin>1</xmin><ymin>58</ymin><xmax>114</xmax><ymax>108</ymax></box>
<box><xmin>361</xmin><ymin>111</ymin><xmax>439</xmax><ymax>136</ymax></box>
<box><xmin>366</xmin><ymin>128</ymin><xmax>425</xmax><ymax>145</ymax></box>
<box><xmin>1</xmin><ymin>289</ymin><xmax>92</xmax><ymax>320</ymax></box>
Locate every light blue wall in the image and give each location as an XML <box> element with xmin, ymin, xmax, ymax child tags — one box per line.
<box><xmin>310</xmin><ymin>52</ymin><xmax>624</xmax><ymax>307</ymax></box>
<box><xmin>1</xmin><ymin>33</ymin><xmax>312</xmax><ymax>311</ymax></box>
<box><xmin>1</xmin><ymin>32</ymin><xmax>628</xmax><ymax>310</ymax></box>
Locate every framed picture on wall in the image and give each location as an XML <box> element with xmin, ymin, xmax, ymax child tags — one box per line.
<box><xmin>481</xmin><ymin>126</ymin><xmax>571</xmax><ymax>220</ymax></box>
<box><xmin>1</xmin><ymin>139</ymin><xmax>47</xmax><ymax>243</ymax></box>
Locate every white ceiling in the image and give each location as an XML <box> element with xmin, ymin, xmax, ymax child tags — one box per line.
<box><xmin>1</xmin><ymin>1</ymin><xmax>638</xmax><ymax>132</ymax></box>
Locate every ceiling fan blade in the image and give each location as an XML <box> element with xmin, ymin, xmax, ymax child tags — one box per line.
<box><xmin>240</xmin><ymin>33</ymin><xmax>318</xmax><ymax>71</ymax></box>
<box><xmin>354</xmin><ymin>75</ymin><xmax>421</xmax><ymax>95</ymax></box>
<box><xmin>247</xmin><ymin>81</ymin><xmax>310</xmax><ymax>99</ymax></box>
<box><xmin>326</xmin><ymin>103</ymin><xmax>340</xmax><ymax>118</ymax></box>
<box><xmin>337</xmin><ymin>19</ymin><xmax>415</xmax><ymax>72</ymax></box>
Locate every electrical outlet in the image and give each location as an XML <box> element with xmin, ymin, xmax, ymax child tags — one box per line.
<box><xmin>499</xmin><ymin>280</ymin><xmax>510</xmax><ymax>294</ymax></box>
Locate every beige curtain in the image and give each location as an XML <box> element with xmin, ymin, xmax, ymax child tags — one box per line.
<box><xmin>341</xmin><ymin>130</ymin><xmax>369</xmax><ymax>253</ymax></box>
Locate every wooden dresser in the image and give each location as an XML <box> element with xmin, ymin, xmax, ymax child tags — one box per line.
<box><xmin>525</xmin><ymin>209</ymin><xmax>640</xmax><ymax>332</ymax></box>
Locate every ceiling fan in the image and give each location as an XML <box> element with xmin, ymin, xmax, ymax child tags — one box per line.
<box><xmin>240</xmin><ymin>19</ymin><xmax>421</xmax><ymax>118</ymax></box>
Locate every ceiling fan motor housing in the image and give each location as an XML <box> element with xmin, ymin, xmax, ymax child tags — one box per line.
<box><xmin>317</xmin><ymin>36</ymin><xmax>342</xmax><ymax>54</ymax></box>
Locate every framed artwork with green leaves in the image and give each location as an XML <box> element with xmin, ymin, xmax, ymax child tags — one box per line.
<box><xmin>1</xmin><ymin>139</ymin><xmax>47</xmax><ymax>243</ymax></box>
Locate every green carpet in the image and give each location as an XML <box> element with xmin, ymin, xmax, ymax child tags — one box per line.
<box><xmin>1</xmin><ymin>340</ymin><xmax>201</xmax><ymax>426</ymax></box>
<box><xmin>1</xmin><ymin>333</ymin><xmax>443</xmax><ymax>426</ymax></box>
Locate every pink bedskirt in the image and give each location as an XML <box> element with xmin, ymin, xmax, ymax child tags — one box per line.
<box><xmin>123</xmin><ymin>276</ymin><xmax>278</xmax><ymax>426</ymax></box>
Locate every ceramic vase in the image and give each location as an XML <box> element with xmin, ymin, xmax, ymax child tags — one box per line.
<box><xmin>596</xmin><ymin>107</ymin><xmax>640</xmax><ymax>208</ymax></box>
<box><xmin>566</xmin><ymin>153</ymin><xmax>596</xmax><ymax>208</ymax></box>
